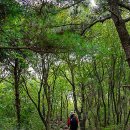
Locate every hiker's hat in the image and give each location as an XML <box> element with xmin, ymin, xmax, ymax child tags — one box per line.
<box><xmin>70</xmin><ymin>111</ymin><xmax>74</xmax><ymax>116</ymax></box>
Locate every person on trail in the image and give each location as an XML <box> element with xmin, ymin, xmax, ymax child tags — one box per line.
<box><xmin>67</xmin><ymin>113</ymin><xmax>78</xmax><ymax>130</ymax></box>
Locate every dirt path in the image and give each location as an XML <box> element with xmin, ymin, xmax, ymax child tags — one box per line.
<box><xmin>50</xmin><ymin>120</ymin><xmax>69</xmax><ymax>130</ymax></box>
<box><xmin>50</xmin><ymin>120</ymin><xmax>80</xmax><ymax>130</ymax></box>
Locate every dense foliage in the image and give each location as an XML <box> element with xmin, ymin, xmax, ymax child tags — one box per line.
<box><xmin>0</xmin><ymin>0</ymin><xmax>130</xmax><ymax>130</ymax></box>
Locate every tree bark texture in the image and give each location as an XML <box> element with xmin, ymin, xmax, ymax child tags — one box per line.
<box><xmin>108</xmin><ymin>0</ymin><xmax>130</xmax><ymax>67</ymax></box>
<box><xmin>14</xmin><ymin>58</ymin><xmax>21</xmax><ymax>129</ymax></box>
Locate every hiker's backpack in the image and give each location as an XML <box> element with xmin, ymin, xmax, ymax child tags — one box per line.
<box><xmin>70</xmin><ymin>116</ymin><xmax>78</xmax><ymax>127</ymax></box>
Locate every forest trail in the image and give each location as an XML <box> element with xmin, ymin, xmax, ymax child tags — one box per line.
<box><xmin>50</xmin><ymin>120</ymin><xmax>70</xmax><ymax>130</ymax></box>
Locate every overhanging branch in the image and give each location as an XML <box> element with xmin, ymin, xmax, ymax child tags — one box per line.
<box><xmin>118</xmin><ymin>2</ymin><xmax>130</xmax><ymax>11</ymax></box>
<box><xmin>0</xmin><ymin>46</ymin><xmax>71</xmax><ymax>53</ymax></box>
<box><xmin>0</xmin><ymin>46</ymin><xmax>31</xmax><ymax>50</ymax></box>
<box><xmin>81</xmin><ymin>15</ymin><xmax>130</xmax><ymax>35</ymax></box>
<box><xmin>81</xmin><ymin>15</ymin><xmax>111</xmax><ymax>35</ymax></box>
<box><xmin>50</xmin><ymin>23</ymin><xmax>81</xmax><ymax>28</ymax></box>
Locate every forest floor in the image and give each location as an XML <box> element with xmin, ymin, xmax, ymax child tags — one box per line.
<box><xmin>50</xmin><ymin>119</ymin><xmax>81</xmax><ymax>130</ymax></box>
<box><xmin>50</xmin><ymin>120</ymin><xmax>70</xmax><ymax>130</ymax></box>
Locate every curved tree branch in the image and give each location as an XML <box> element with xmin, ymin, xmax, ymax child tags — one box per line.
<box><xmin>81</xmin><ymin>15</ymin><xmax>111</xmax><ymax>35</ymax></box>
<box><xmin>81</xmin><ymin>15</ymin><xmax>130</xmax><ymax>35</ymax></box>
<box><xmin>0</xmin><ymin>46</ymin><xmax>70</xmax><ymax>53</ymax></box>
<box><xmin>118</xmin><ymin>2</ymin><xmax>130</xmax><ymax>11</ymax></box>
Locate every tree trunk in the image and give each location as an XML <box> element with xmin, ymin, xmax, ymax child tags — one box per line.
<box><xmin>109</xmin><ymin>55</ymin><xmax>117</xmax><ymax>124</ymax></box>
<box><xmin>92</xmin><ymin>58</ymin><xmax>106</xmax><ymax>127</ymax></box>
<box><xmin>107</xmin><ymin>84</ymin><xmax>111</xmax><ymax>125</ymax></box>
<box><xmin>124</xmin><ymin>110</ymin><xmax>130</xmax><ymax>130</ymax></box>
<box><xmin>14</xmin><ymin>58</ymin><xmax>21</xmax><ymax>129</ymax></box>
<box><xmin>60</xmin><ymin>91</ymin><xmax>63</xmax><ymax>121</ymax></box>
<box><xmin>80</xmin><ymin>84</ymin><xmax>87</xmax><ymax>130</ymax></box>
<box><xmin>66</xmin><ymin>95</ymin><xmax>69</xmax><ymax>119</ymax></box>
<box><xmin>108</xmin><ymin>0</ymin><xmax>130</xmax><ymax>67</ymax></box>
<box><xmin>80</xmin><ymin>118</ymin><xmax>86</xmax><ymax>130</ymax></box>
